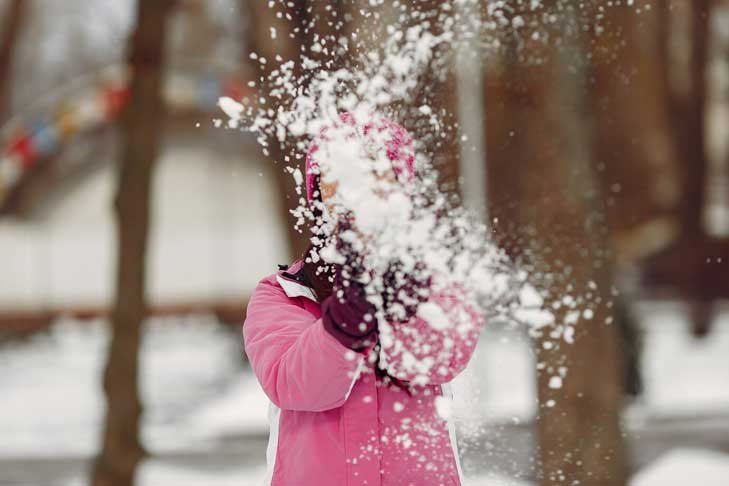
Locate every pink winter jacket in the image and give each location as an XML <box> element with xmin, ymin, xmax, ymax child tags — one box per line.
<box><xmin>243</xmin><ymin>261</ymin><xmax>482</xmax><ymax>486</ymax></box>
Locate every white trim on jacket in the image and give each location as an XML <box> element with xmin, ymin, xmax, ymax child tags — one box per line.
<box><xmin>441</xmin><ymin>382</ymin><xmax>464</xmax><ymax>483</ymax></box>
<box><xmin>276</xmin><ymin>275</ymin><xmax>318</xmax><ymax>302</ymax></box>
<box><xmin>264</xmin><ymin>402</ymin><xmax>281</xmax><ymax>485</ymax></box>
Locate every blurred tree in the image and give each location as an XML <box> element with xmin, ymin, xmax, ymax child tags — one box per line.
<box><xmin>660</xmin><ymin>0</ymin><xmax>710</xmax><ymax>240</ymax></box>
<box><xmin>169</xmin><ymin>0</ymin><xmax>224</xmax><ymax>61</ymax></box>
<box><xmin>484</xmin><ymin>10</ymin><xmax>628</xmax><ymax>486</ymax></box>
<box><xmin>586</xmin><ymin>1</ymin><xmax>680</xmax><ymax>257</ymax></box>
<box><xmin>91</xmin><ymin>1</ymin><xmax>176</xmax><ymax>485</ymax></box>
<box><xmin>642</xmin><ymin>0</ymin><xmax>720</xmax><ymax>336</ymax></box>
<box><xmin>243</xmin><ymin>0</ymin><xmax>311</xmax><ymax>260</ymax></box>
<box><xmin>0</xmin><ymin>0</ymin><xmax>26</xmax><ymax>121</ymax></box>
<box><xmin>401</xmin><ymin>0</ymin><xmax>462</xmax><ymax>201</ymax></box>
<box><xmin>584</xmin><ymin>0</ymin><xmax>681</xmax><ymax>399</ymax></box>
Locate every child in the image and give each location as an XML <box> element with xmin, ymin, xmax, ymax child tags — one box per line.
<box><xmin>244</xmin><ymin>113</ymin><xmax>482</xmax><ymax>486</ymax></box>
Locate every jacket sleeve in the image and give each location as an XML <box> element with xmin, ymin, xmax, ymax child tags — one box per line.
<box><xmin>381</xmin><ymin>286</ymin><xmax>482</xmax><ymax>386</ymax></box>
<box><xmin>243</xmin><ymin>278</ymin><xmax>366</xmax><ymax>412</ymax></box>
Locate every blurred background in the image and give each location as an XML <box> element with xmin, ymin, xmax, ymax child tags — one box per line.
<box><xmin>0</xmin><ymin>1</ymin><xmax>728</xmax><ymax>485</ymax></box>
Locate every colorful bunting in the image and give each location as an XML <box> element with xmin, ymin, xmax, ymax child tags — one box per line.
<box><xmin>0</xmin><ymin>69</ymin><xmax>252</xmax><ymax>210</ymax></box>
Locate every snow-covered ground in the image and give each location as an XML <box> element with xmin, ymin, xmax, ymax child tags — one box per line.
<box><xmin>1</xmin><ymin>303</ymin><xmax>728</xmax><ymax>484</ymax></box>
<box><xmin>634</xmin><ymin>302</ymin><xmax>729</xmax><ymax>417</ymax></box>
<box><xmin>95</xmin><ymin>448</ymin><xmax>729</xmax><ymax>486</ymax></box>
<box><xmin>130</xmin><ymin>462</ymin><xmax>531</xmax><ymax>486</ymax></box>
<box><xmin>630</xmin><ymin>448</ymin><xmax>729</xmax><ymax>486</ymax></box>
<box><xmin>0</xmin><ymin>315</ymin><xmax>244</xmax><ymax>458</ymax></box>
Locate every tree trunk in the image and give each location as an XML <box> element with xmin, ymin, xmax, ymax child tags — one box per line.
<box><xmin>483</xmin><ymin>16</ymin><xmax>628</xmax><ymax>486</ymax></box>
<box><xmin>583</xmin><ymin>0</ymin><xmax>679</xmax><ymax>399</ymax></box>
<box><xmin>0</xmin><ymin>0</ymin><xmax>26</xmax><ymax>121</ymax></box>
<box><xmin>91</xmin><ymin>2</ymin><xmax>175</xmax><ymax>485</ymax></box>
<box><xmin>404</xmin><ymin>0</ymin><xmax>461</xmax><ymax>201</ymax></box>
<box><xmin>586</xmin><ymin>1</ymin><xmax>680</xmax><ymax>249</ymax></box>
<box><xmin>644</xmin><ymin>0</ymin><xmax>713</xmax><ymax>335</ymax></box>
<box><xmin>662</xmin><ymin>0</ymin><xmax>711</xmax><ymax>236</ymax></box>
<box><xmin>243</xmin><ymin>0</ymin><xmax>311</xmax><ymax>260</ymax></box>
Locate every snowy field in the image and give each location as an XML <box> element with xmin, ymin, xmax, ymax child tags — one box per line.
<box><xmin>1</xmin><ymin>303</ymin><xmax>728</xmax><ymax>485</ymax></box>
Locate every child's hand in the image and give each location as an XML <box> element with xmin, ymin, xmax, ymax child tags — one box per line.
<box><xmin>381</xmin><ymin>260</ymin><xmax>431</xmax><ymax>323</ymax></box>
<box><xmin>320</xmin><ymin>220</ymin><xmax>378</xmax><ymax>351</ymax></box>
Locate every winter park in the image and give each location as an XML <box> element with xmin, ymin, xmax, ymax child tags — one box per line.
<box><xmin>1</xmin><ymin>0</ymin><xmax>729</xmax><ymax>485</ymax></box>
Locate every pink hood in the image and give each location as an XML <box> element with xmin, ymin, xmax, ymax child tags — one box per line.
<box><xmin>305</xmin><ymin>112</ymin><xmax>416</xmax><ymax>202</ymax></box>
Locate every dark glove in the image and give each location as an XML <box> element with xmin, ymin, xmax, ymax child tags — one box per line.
<box><xmin>321</xmin><ymin>223</ymin><xmax>378</xmax><ymax>351</ymax></box>
<box><xmin>381</xmin><ymin>260</ymin><xmax>431</xmax><ymax>322</ymax></box>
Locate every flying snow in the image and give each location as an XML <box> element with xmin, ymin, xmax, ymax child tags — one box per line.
<box><xmin>215</xmin><ymin>0</ymin><xmax>616</xmax><ymax>421</ymax></box>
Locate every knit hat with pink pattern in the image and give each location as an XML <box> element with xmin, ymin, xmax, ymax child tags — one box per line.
<box><xmin>304</xmin><ymin>112</ymin><xmax>416</xmax><ymax>203</ymax></box>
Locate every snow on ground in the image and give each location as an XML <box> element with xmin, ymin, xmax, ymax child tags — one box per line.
<box><xmin>60</xmin><ymin>460</ymin><xmax>531</xmax><ymax>486</ymax></box>
<box><xmin>634</xmin><ymin>302</ymin><xmax>729</xmax><ymax>417</ymax></box>
<box><xmin>183</xmin><ymin>302</ymin><xmax>729</xmax><ymax>439</ymax></box>
<box><xmin>630</xmin><ymin>448</ymin><xmax>729</xmax><ymax>486</ymax></box>
<box><xmin>61</xmin><ymin>449</ymin><xmax>729</xmax><ymax>486</ymax></box>
<box><xmin>452</xmin><ymin>325</ymin><xmax>537</xmax><ymax>427</ymax></box>
<box><xmin>0</xmin><ymin>320</ymin><xmax>106</xmax><ymax>457</ymax></box>
<box><xmin>184</xmin><ymin>374</ymin><xmax>270</xmax><ymax>438</ymax></box>
<box><xmin>1</xmin><ymin>302</ymin><xmax>729</xmax><ymax>484</ymax></box>
<box><xmin>3</xmin><ymin>304</ymin><xmax>729</xmax><ymax>451</ymax></box>
<box><xmin>463</xmin><ymin>474</ymin><xmax>533</xmax><ymax>486</ymax></box>
<box><xmin>180</xmin><ymin>322</ymin><xmax>539</xmax><ymax>441</ymax></box>
<box><xmin>135</xmin><ymin>464</ymin><xmax>534</xmax><ymax>486</ymax></box>
<box><xmin>136</xmin><ymin>460</ymin><xmax>267</xmax><ymax>486</ymax></box>
<box><xmin>0</xmin><ymin>315</ymin><xmax>242</xmax><ymax>457</ymax></box>
<box><xmin>60</xmin><ymin>460</ymin><xmax>268</xmax><ymax>486</ymax></box>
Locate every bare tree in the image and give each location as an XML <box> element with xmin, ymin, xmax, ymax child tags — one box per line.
<box><xmin>0</xmin><ymin>0</ymin><xmax>26</xmax><ymax>120</ymax></box>
<box><xmin>401</xmin><ymin>0</ymin><xmax>462</xmax><ymax>200</ymax></box>
<box><xmin>659</xmin><ymin>0</ymin><xmax>711</xmax><ymax>238</ymax></box>
<box><xmin>91</xmin><ymin>1</ymin><xmax>176</xmax><ymax>485</ymax></box>
<box><xmin>484</xmin><ymin>15</ymin><xmax>628</xmax><ymax>486</ymax></box>
<box><xmin>586</xmin><ymin>2</ymin><xmax>680</xmax><ymax>244</ymax></box>
<box><xmin>646</xmin><ymin>0</ymin><xmax>715</xmax><ymax>336</ymax></box>
<box><xmin>242</xmin><ymin>0</ymin><xmax>313</xmax><ymax>260</ymax></box>
<box><xmin>582</xmin><ymin>0</ymin><xmax>681</xmax><ymax>400</ymax></box>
